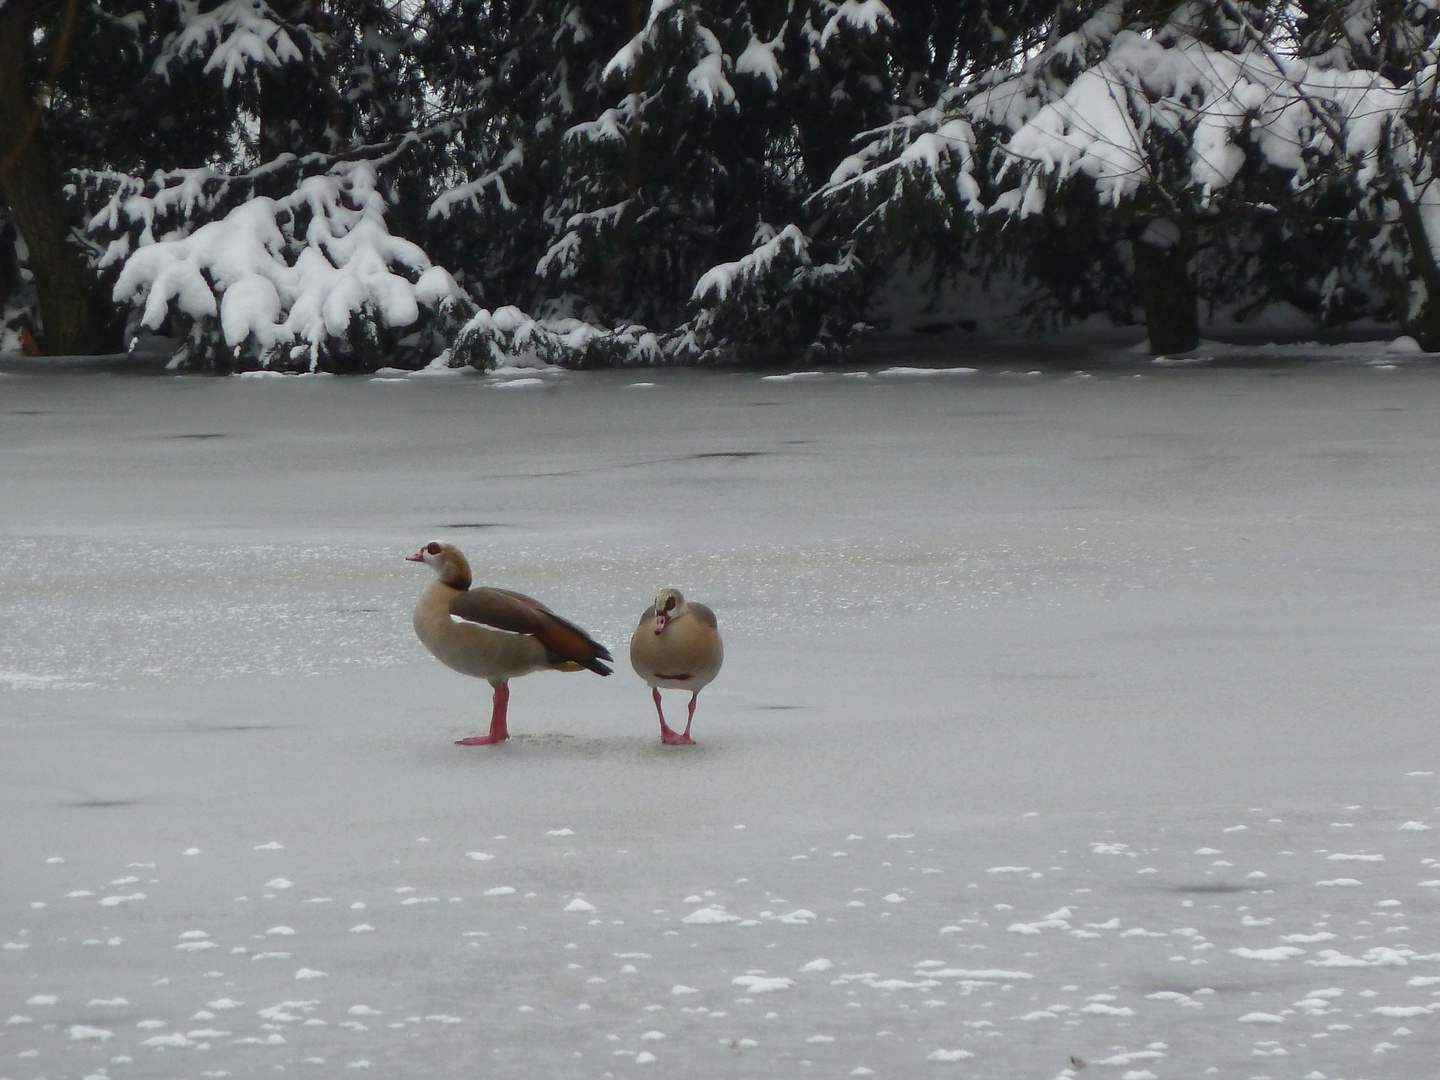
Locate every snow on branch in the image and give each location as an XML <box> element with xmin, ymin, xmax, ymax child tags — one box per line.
<box><xmin>601</xmin><ymin>1</ymin><xmax>737</xmax><ymax>111</ymax></box>
<box><xmin>823</xmin><ymin>109</ymin><xmax>985</xmax><ymax>222</ymax></box>
<box><xmin>820</xmin><ymin>0</ymin><xmax>896</xmax><ymax>47</ymax></box>
<box><xmin>687</xmin><ymin>27</ymin><xmax>736</xmax><ymax>108</ymax></box>
<box><xmin>603</xmin><ymin>0</ymin><xmax>678</xmax><ymax>81</ymax></box>
<box><xmin>429</xmin><ymin>148</ymin><xmax>522</xmax><ymax>218</ymax></box>
<box><xmin>566</xmin><ymin>101</ymin><xmax>638</xmax><ymax>145</ymax></box>
<box><xmin>88</xmin><ymin>165</ymin><xmax>248</xmax><ymax>253</ymax></box>
<box><xmin>451</xmin><ymin>306</ymin><xmax>662</xmax><ymax>369</ymax></box>
<box><xmin>997</xmin><ymin>62</ymin><xmax>1149</xmax><ymax>209</ymax></box>
<box><xmin>109</xmin><ymin>162</ymin><xmax>463</xmax><ymax>369</ymax></box>
<box><xmin>156</xmin><ymin>0</ymin><xmax>310</xmax><ymax>87</ymax></box>
<box><xmin>693</xmin><ymin>224</ymin><xmax>809</xmax><ymax>302</ymax></box>
<box><xmin>803</xmin><ymin>0</ymin><xmax>1422</xmax><ymax>296</ymax></box>
<box><xmin>734</xmin><ymin>33</ymin><xmax>782</xmax><ymax>90</ymax></box>
<box><xmin>683</xmin><ymin>223</ymin><xmax>865</xmax><ymax>364</ymax></box>
<box><xmin>536</xmin><ymin>201</ymin><xmax>633</xmax><ymax>281</ymax></box>
<box><xmin>970</xmin><ymin>6</ymin><xmax>1413</xmax><ymax>213</ymax></box>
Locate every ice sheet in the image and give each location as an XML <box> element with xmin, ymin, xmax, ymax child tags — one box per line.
<box><xmin>2</xmin><ymin>363</ymin><xmax>1439</xmax><ymax>1077</ymax></box>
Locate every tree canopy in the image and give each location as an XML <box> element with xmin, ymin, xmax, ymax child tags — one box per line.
<box><xmin>0</xmin><ymin>0</ymin><xmax>1433</xmax><ymax>369</ymax></box>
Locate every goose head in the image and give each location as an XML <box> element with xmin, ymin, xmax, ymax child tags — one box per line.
<box><xmin>651</xmin><ymin>588</ymin><xmax>687</xmax><ymax>633</ymax></box>
<box><xmin>407</xmin><ymin>541</ymin><xmax>472</xmax><ymax>589</ymax></box>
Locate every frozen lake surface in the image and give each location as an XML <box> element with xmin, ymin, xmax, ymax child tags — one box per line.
<box><xmin>2</xmin><ymin>361</ymin><xmax>1439</xmax><ymax>1079</ymax></box>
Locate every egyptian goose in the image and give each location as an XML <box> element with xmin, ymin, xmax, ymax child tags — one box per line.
<box><xmin>408</xmin><ymin>542</ymin><xmax>613</xmax><ymax>744</ymax></box>
<box><xmin>629</xmin><ymin>588</ymin><xmax>723</xmax><ymax>745</ymax></box>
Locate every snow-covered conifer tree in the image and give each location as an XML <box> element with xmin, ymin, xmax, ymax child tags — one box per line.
<box><xmin>813</xmin><ymin>0</ymin><xmax>1437</xmax><ymax>350</ymax></box>
<box><xmin>1272</xmin><ymin>0</ymin><xmax>1440</xmax><ymax>346</ymax></box>
<box><xmin>16</xmin><ymin>0</ymin><xmax>1433</xmax><ymax>369</ymax></box>
<box><xmin>70</xmin><ymin>0</ymin><xmax>474</xmax><ymax>371</ymax></box>
<box><xmin>420</xmin><ymin>1</ymin><xmax>907</xmax><ymax>365</ymax></box>
<box><xmin>687</xmin><ymin>0</ymin><xmax>1086</xmax><ymax>358</ymax></box>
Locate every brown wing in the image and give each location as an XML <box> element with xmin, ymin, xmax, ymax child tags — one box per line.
<box><xmin>449</xmin><ymin>587</ymin><xmax>614</xmax><ymax>675</ymax></box>
<box><xmin>688</xmin><ymin>602</ymin><xmax>718</xmax><ymax>630</ymax></box>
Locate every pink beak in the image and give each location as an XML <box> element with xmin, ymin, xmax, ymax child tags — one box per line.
<box><xmin>654</xmin><ymin>612</ymin><xmax>668</xmax><ymax>634</ymax></box>
<box><xmin>406</xmin><ymin>550</ymin><xmax>425</xmax><ymax>562</ymax></box>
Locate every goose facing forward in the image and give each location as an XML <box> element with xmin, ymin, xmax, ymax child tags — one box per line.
<box><xmin>629</xmin><ymin>588</ymin><xmax>723</xmax><ymax>745</ymax></box>
<box><xmin>408</xmin><ymin>541</ymin><xmax>612</xmax><ymax>744</ymax></box>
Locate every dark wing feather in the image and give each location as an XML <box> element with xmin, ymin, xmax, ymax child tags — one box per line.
<box><xmin>448</xmin><ymin>587</ymin><xmax>547</xmax><ymax>633</ymax></box>
<box><xmin>449</xmin><ymin>587</ymin><xmax>613</xmax><ymax>675</ymax></box>
<box><xmin>688</xmin><ymin>602</ymin><xmax>719</xmax><ymax>629</ymax></box>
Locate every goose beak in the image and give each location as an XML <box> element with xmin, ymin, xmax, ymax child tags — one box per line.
<box><xmin>654</xmin><ymin>612</ymin><xmax>668</xmax><ymax>634</ymax></box>
<box><xmin>406</xmin><ymin>550</ymin><xmax>425</xmax><ymax>562</ymax></box>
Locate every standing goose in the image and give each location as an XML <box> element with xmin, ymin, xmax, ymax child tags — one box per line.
<box><xmin>629</xmin><ymin>588</ymin><xmax>723</xmax><ymax>745</ymax></box>
<box><xmin>408</xmin><ymin>541</ymin><xmax>612</xmax><ymax>744</ymax></box>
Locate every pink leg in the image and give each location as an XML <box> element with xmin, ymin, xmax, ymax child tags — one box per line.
<box><xmin>655</xmin><ymin>687</ymin><xmax>695</xmax><ymax>746</ymax></box>
<box><xmin>681</xmin><ymin>691</ymin><xmax>699</xmax><ymax>741</ymax></box>
<box><xmin>457</xmin><ymin>681</ymin><xmax>510</xmax><ymax>745</ymax></box>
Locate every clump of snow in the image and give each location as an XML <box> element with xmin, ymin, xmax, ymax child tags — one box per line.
<box><xmin>683</xmin><ymin>905</ymin><xmax>741</xmax><ymax>925</ymax></box>
<box><xmin>105</xmin><ymin>162</ymin><xmax>462</xmax><ymax>371</ymax></box>
<box><xmin>926</xmin><ymin>1048</ymin><xmax>974</xmax><ymax>1061</ymax></box>
<box><xmin>735</xmin><ymin>34</ymin><xmax>781</xmax><ymax>89</ymax></box>
<box><xmin>68</xmin><ymin>1024</ymin><xmax>114</xmax><ymax>1040</ymax></box>
<box><xmin>731</xmin><ymin>975</ymin><xmax>794</xmax><ymax>993</ymax></box>
<box><xmin>156</xmin><ymin>0</ymin><xmax>307</xmax><ymax>87</ymax></box>
<box><xmin>875</xmin><ymin>366</ymin><xmax>978</xmax><ymax>378</ymax></box>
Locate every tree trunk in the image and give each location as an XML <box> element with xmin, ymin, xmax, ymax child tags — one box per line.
<box><xmin>1132</xmin><ymin>217</ymin><xmax>1199</xmax><ymax>354</ymax></box>
<box><xmin>0</xmin><ymin>207</ymin><xmax>19</xmax><ymax>303</ymax></box>
<box><xmin>1390</xmin><ymin>192</ymin><xmax>1440</xmax><ymax>350</ymax></box>
<box><xmin>0</xmin><ymin>0</ymin><xmax>115</xmax><ymax>355</ymax></box>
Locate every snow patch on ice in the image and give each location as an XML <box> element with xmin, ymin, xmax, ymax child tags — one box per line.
<box><xmin>1232</xmin><ymin>946</ymin><xmax>1305</xmax><ymax>961</ymax></box>
<box><xmin>732</xmin><ymin>975</ymin><xmax>795</xmax><ymax>993</ymax></box>
<box><xmin>68</xmin><ymin>1024</ymin><xmax>114</xmax><ymax>1040</ymax></box>
<box><xmin>926</xmin><ymin>1047</ymin><xmax>975</xmax><ymax>1061</ymax></box>
<box><xmin>876</xmin><ymin>366</ymin><xmax>978</xmax><ymax>378</ymax></box>
<box><xmin>683</xmin><ymin>905</ymin><xmax>741</xmax><ymax>925</ymax></box>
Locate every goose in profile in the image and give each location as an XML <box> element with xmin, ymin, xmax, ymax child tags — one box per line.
<box><xmin>629</xmin><ymin>588</ymin><xmax>723</xmax><ymax>745</ymax></box>
<box><xmin>408</xmin><ymin>541</ymin><xmax>612</xmax><ymax>744</ymax></box>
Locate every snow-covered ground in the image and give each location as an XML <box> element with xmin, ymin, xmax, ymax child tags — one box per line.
<box><xmin>3</xmin><ymin>359</ymin><xmax>1440</xmax><ymax>1079</ymax></box>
